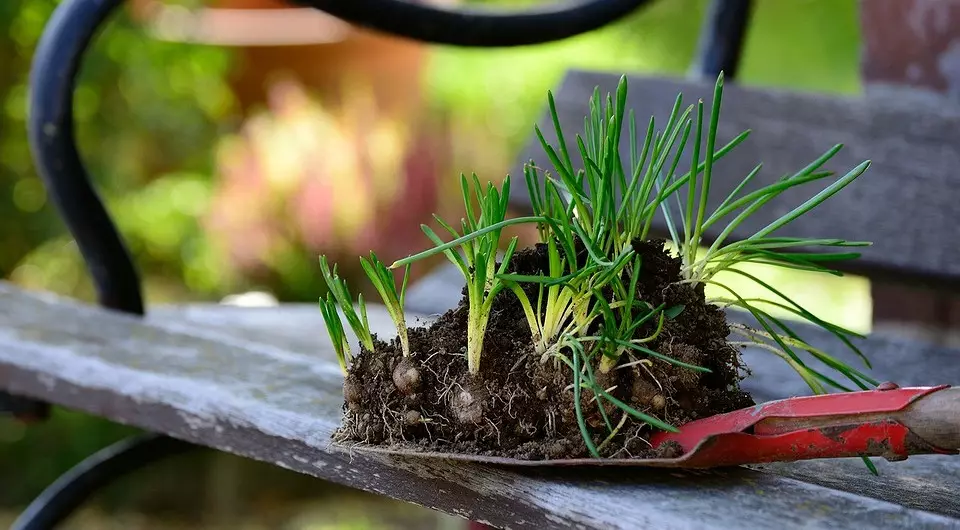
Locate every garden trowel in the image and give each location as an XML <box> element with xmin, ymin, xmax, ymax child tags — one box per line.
<box><xmin>345</xmin><ymin>382</ymin><xmax>960</xmax><ymax>468</ymax></box>
<box><xmin>646</xmin><ymin>382</ymin><xmax>959</xmax><ymax>468</ymax></box>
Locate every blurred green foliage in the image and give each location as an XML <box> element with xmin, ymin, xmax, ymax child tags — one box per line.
<box><xmin>1</xmin><ymin>0</ymin><xmax>236</xmax><ymax>303</ymax></box>
<box><xmin>0</xmin><ymin>0</ymin><xmax>867</xmax><ymax>513</ymax></box>
<box><xmin>0</xmin><ymin>410</ymin><xmax>140</xmax><ymax>506</ymax></box>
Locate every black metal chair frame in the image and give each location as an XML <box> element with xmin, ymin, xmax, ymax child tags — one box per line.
<box><xmin>4</xmin><ymin>0</ymin><xmax>752</xmax><ymax>528</ymax></box>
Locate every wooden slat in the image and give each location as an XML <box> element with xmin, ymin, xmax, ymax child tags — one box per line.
<box><xmin>152</xmin><ymin>304</ymin><xmax>960</xmax><ymax>523</ymax></box>
<box><xmin>155</xmin><ymin>305</ymin><xmax>960</xmax><ymax>523</ymax></box>
<box><xmin>857</xmin><ymin>0</ymin><xmax>960</xmax><ymax>346</ymax></box>
<box><xmin>507</xmin><ymin>71</ymin><xmax>960</xmax><ymax>288</ymax></box>
<box><xmin>1</xmin><ymin>281</ymin><xmax>957</xmax><ymax>528</ymax></box>
<box><xmin>157</xmin><ymin>299</ymin><xmax>960</xmax><ymax>522</ymax></box>
<box><xmin>760</xmin><ymin>457</ymin><xmax>960</xmax><ymax>520</ymax></box>
<box><xmin>159</xmin><ymin>300</ymin><xmax>960</xmax><ymax>522</ymax></box>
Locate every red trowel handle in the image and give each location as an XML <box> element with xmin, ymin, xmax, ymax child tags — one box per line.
<box><xmin>651</xmin><ymin>384</ymin><xmax>960</xmax><ymax>467</ymax></box>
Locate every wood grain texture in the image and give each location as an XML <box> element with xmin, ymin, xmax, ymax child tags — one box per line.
<box><xmin>759</xmin><ymin>456</ymin><xmax>960</xmax><ymax>520</ymax></box>
<box><xmin>507</xmin><ymin>71</ymin><xmax>960</xmax><ymax>287</ymax></box>
<box><xmin>1</xmin><ymin>280</ymin><xmax>958</xmax><ymax>528</ymax></box>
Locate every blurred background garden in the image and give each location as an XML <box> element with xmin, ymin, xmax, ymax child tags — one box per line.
<box><xmin>1</xmin><ymin>0</ymin><xmax>873</xmax><ymax>527</ymax></box>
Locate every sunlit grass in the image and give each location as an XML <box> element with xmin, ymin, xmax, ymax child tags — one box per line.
<box><xmin>710</xmin><ymin>262</ymin><xmax>871</xmax><ymax>334</ymax></box>
<box><xmin>662</xmin><ymin>242</ymin><xmax>871</xmax><ymax>334</ymax></box>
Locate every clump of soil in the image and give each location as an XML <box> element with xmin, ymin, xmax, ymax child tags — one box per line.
<box><xmin>334</xmin><ymin>239</ymin><xmax>754</xmax><ymax>460</ymax></box>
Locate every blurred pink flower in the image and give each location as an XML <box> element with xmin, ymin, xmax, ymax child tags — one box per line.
<box><xmin>204</xmin><ymin>77</ymin><xmax>458</xmax><ymax>280</ymax></box>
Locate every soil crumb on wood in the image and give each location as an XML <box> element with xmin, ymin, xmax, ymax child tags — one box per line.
<box><xmin>334</xmin><ymin>239</ymin><xmax>753</xmax><ymax>460</ymax></box>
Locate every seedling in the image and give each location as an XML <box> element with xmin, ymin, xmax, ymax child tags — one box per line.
<box><xmin>419</xmin><ymin>173</ymin><xmax>520</xmax><ymax>375</ymax></box>
<box><xmin>530</xmin><ymin>72</ymin><xmax>874</xmax><ymax>391</ymax></box>
<box><xmin>360</xmin><ymin>251</ymin><xmax>411</xmax><ymax>357</ymax></box>
<box><xmin>319</xmin><ymin>255</ymin><xmax>373</xmax><ymax>351</ymax></box>
<box><xmin>319</xmin><ymin>293</ymin><xmax>352</xmax><ymax>374</ymax></box>
<box><xmin>326</xmin><ymin>71</ymin><xmax>877</xmax><ymax>463</ymax></box>
<box><xmin>499</xmin><ymin>236</ymin><xmax>592</xmax><ymax>356</ymax></box>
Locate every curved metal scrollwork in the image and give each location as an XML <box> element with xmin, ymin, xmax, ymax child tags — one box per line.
<box><xmin>293</xmin><ymin>0</ymin><xmax>653</xmax><ymax>47</ymax></box>
<box><xmin>18</xmin><ymin>1</ymin><xmax>661</xmax><ymax>529</ymax></box>
<box><xmin>28</xmin><ymin>0</ymin><xmax>138</xmax><ymax>314</ymax></box>
<box><xmin>691</xmin><ymin>0</ymin><xmax>753</xmax><ymax>79</ymax></box>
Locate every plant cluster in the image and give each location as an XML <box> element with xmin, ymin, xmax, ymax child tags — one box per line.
<box><xmin>319</xmin><ymin>72</ymin><xmax>877</xmax><ymax>458</ymax></box>
<box><xmin>319</xmin><ymin>253</ymin><xmax>410</xmax><ymax>373</ymax></box>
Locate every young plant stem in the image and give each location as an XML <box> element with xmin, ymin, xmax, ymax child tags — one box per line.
<box><xmin>319</xmin><ymin>294</ymin><xmax>352</xmax><ymax>375</ymax></box>
<box><xmin>418</xmin><ymin>174</ymin><xmax>519</xmax><ymax>374</ymax></box>
<box><xmin>360</xmin><ymin>252</ymin><xmax>411</xmax><ymax>357</ymax></box>
<box><xmin>686</xmin><ymin>74</ymin><xmax>723</xmax><ymax>277</ymax></box>
<box><xmin>319</xmin><ymin>255</ymin><xmax>373</xmax><ymax>351</ymax></box>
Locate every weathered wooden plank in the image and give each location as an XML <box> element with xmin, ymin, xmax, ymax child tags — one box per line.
<box><xmin>166</xmin><ymin>291</ymin><xmax>960</xmax><ymax>520</ymax></box>
<box><xmin>759</xmin><ymin>456</ymin><xmax>960</xmax><ymax>520</ymax></box>
<box><xmin>154</xmin><ymin>301</ymin><xmax>960</xmax><ymax>523</ymax></box>
<box><xmin>507</xmin><ymin>71</ymin><xmax>960</xmax><ymax>287</ymax></box>
<box><xmin>1</xmin><ymin>281</ymin><xmax>957</xmax><ymax>529</ymax></box>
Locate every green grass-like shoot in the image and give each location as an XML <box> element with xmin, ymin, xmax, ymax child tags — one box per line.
<box><xmin>558</xmin><ymin>334</ymin><xmax>680</xmax><ymax>457</ymax></box>
<box><xmin>319</xmin><ymin>255</ymin><xmax>373</xmax><ymax>352</ymax></box>
<box><xmin>319</xmin><ymin>293</ymin><xmax>352</xmax><ymax>375</ymax></box>
<box><xmin>360</xmin><ymin>251</ymin><xmax>411</xmax><ymax>357</ymax></box>
<box><xmin>418</xmin><ymin>174</ymin><xmax>519</xmax><ymax>375</ymax></box>
<box><xmin>533</xmin><ymin>72</ymin><xmax>873</xmax><ymax>385</ymax></box>
<box><xmin>500</xmin><ymin>236</ymin><xmax>586</xmax><ymax>356</ymax></box>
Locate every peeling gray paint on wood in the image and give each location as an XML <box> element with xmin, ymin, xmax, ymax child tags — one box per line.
<box><xmin>861</xmin><ymin>0</ymin><xmax>960</xmax><ymax>98</ymax></box>
<box><xmin>1</xmin><ymin>281</ymin><xmax>959</xmax><ymax>528</ymax></box>
<box><xmin>855</xmin><ymin>0</ymin><xmax>960</xmax><ymax>340</ymax></box>
<box><xmin>1</xmin><ymin>281</ymin><xmax>957</xmax><ymax>527</ymax></box>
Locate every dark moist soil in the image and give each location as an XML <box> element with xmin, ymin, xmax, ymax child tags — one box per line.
<box><xmin>334</xmin><ymin>239</ymin><xmax>754</xmax><ymax>460</ymax></box>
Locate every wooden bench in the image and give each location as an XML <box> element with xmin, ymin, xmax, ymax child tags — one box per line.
<box><xmin>5</xmin><ymin>283</ymin><xmax>960</xmax><ymax>528</ymax></box>
<box><xmin>6</xmin><ymin>0</ymin><xmax>960</xmax><ymax>528</ymax></box>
